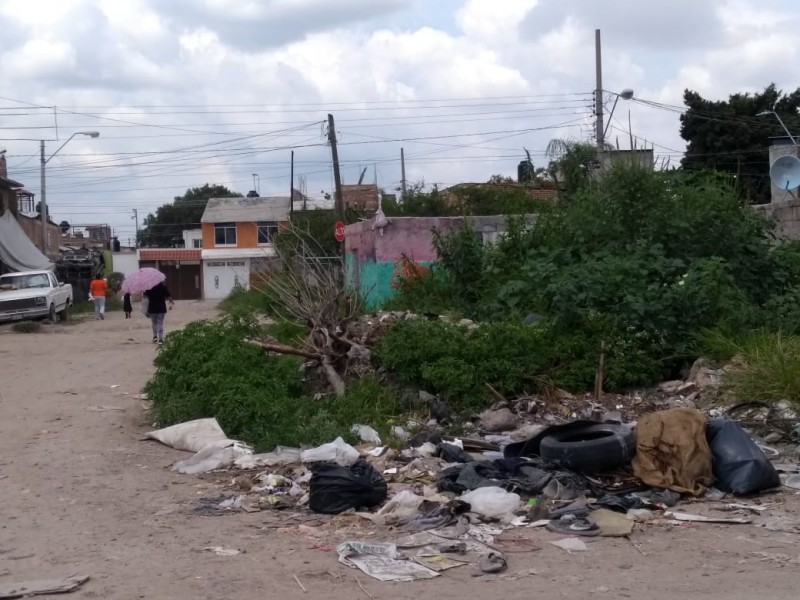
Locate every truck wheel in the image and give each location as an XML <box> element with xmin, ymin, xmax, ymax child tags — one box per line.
<box><xmin>48</xmin><ymin>304</ymin><xmax>57</xmax><ymax>324</ymax></box>
<box><xmin>59</xmin><ymin>303</ymin><xmax>71</xmax><ymax>323</ymax></box>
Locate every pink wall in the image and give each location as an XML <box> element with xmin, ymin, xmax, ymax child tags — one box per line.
<box><xmin>345</xmin><ymin>217</ymin><xmax>471</xmax><ymax>263</ymax></box>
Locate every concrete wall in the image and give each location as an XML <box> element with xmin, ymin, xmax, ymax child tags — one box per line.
<box><xmin>753</xmin><ymin>199</ymin><xmax>800</xmax><ymax>240</ymax></box>
<box><xmin>345</xmin><ymin>215</ymin><xmax>530</xmax><ymax>308</ymax></box>
<box><xmin>111</xmin><ymin>252</ymin><xmax>139</xmax><ymax>277</ymax></box>
<box><xmin>203</xmin><ymin>258</ymin><xmax>251</xmax><ymax>299</ymax></box>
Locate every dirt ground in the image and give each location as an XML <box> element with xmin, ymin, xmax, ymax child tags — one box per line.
<box><xmin>1</xmin><ymin>301</ymin><xmax>799</xmax><ymax>600</ymax></box>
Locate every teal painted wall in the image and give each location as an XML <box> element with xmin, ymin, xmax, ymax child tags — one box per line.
<box><xmin>346</xmin><ymin>254</ymin><xmax>435</xmax><ymax>309</ymax></box>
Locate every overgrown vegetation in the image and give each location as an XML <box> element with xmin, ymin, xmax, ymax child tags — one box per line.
<box><xmin>146</xmin><ymin>315</ymin><xmax>405</xmax><ymax>450</ymax></box>
<box><xmin>384</xmin><ymin>163</ymin><xmax>800</xmax><ymax>394</ymax></box>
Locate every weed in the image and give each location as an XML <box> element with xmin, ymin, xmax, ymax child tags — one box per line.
<box><xmin>145</xmin><ymin>314</ymin><xmax>405</xmax><ymax>450</ymax></box>
<box><xmin>12</xmin><ymin>320</ymin><xmax>41</xmax><ymax>333</ymax></box>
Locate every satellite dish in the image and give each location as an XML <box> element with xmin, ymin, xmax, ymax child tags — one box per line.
<box><xmin>769</xmin><ymin>155</ymin><xmax>800</xmax><ymax>190</ymax></box>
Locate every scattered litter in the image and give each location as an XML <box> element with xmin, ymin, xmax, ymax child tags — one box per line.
<box><xmin>784</xmin><ymin>474</ymin><xmax>800</xmax><ymax>490</ymax></box>
<box><xmin>626</xmin><ymin>509</ymin><xmax>655</xmax><ymax>522</ymax></box>
<box><xmin>235</xmin><ymin>447</ymin><xmax>301</xmax><ymax>469</ymax></box>
<box><xmin>110</xmin><ymin>384</ymin><xmax>120</xmax><ymax>389</ymax></box>
<box><xmin>301</xmin><ymin>437</ymin><xmax>359</xmax><ymax>467</ymax></box>
<box><xmin>366</xmin><ymin>446</ymin><xmax>386</xmax><ymax>457</ymax></box>
<box><xmin>756</xmin><ymin>516</ymin><xmax>800</xmax><ymax>534</ymax></box>
<box><xmin>145</xmin><ymin>418</ymin><xmax>253</xmax><ymax>473</ymax></box>
<box><xmin>588</xmin><ymin>508</ymin><xmax>635</xmax><ymax>537</ymax></box>
<box><xmin>0</xmin><ymin>575</ymin><xmax>90</xmax><ymax>599</ymax></box>
<box><xmin>706</xmin><ymin>420</ymin><xmax>781</xmax><ymax>495</ymax></box>
<box><xmin>391</xmin><ymin>426</ymin><xmax>410</xmax><ymax>441</ymax></box>
<box><xmin>352</xmin><ymin>425</ymin><xmax>382</xmax><ymax>445</ymax></box>
<box><xmin>546</xmin><ymin>517</ymin><xmax>600</xmax><ymax>537</ymax></box>
<box><xmin>478</xmin><ymin>552</ymin><xmax>507</xmax><ymax>574</ymax></box>
<box><xmin>219</xmin><ymin>495</ymin><xmax>245</xmax><ymax>510</ymax></box>
<box><xmin>357</xmin><ymin>490</ymin><xmax>424</xmax><ymax>526</ymax></box>
<box><xmin>550</xmin><ymin>538</ymin><xmax>588</xmax><ymax>553</ymax></box>
<box><xmin>337</xmin><ymin>541</ymin><xmax>440</xmax><ymax>582</ymax></box>
<box><xmin>172</xmin><ymin>441</ymin><xmax>252</xmax><ymax>475</ymax></box>
<box><xmin>664</xmin><ymin>511</ymin><xmax>753</xmax><ymax>524</ymax></box>
<box><xmin>414</xmin><ymin>554</ymin><xmax>469</xmax><ymax>572</ymax></box>
<box><xmin>204</xmin><ymin>546</ymin><xmax>241</xmax><ymax>556</ymax></box>
<box><xmin>309</xmin><ymin>460</ymin><xmax>387</xmax><ymax>514</ymax></box>
<box><xmin>718</xmin><ymin>503</ymin><xmax>771</xmax><ymax>514</ymax></box>
<box><xmin>84</xmin><ymin>405</ymin><xmax>125</xmax><ymax>412</ymax></box>
<box><xmin>461</xmin><ymin>487</ymin><xmax>520</xmax><ymax>522</ymax></box>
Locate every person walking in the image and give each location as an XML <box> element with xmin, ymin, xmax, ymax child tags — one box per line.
<box><xmin>143</xmin><ymin>282</ymin><xmax>174</xmax><ymax>344</ymax></box>
<box><xmin>89</xmin><ymin>273</ymin><xmax>107</xmax><ymax>320</ymax></box>
<box><xmin>123</xmin><ymin>292</ymin><xmax>133</xmax><ymax>318</ymax></box>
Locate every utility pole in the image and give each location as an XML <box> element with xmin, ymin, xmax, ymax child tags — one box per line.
<box><xmin>595</xmin><ymin>28</ymin><xmax>605</xmax><ymax>149</ymax></box>
<box><xmin>327</xmin><ymin>114</ymin><xmax>344</xmax><ymax>222</ymax></box>
<box><xmin>400</xmin><ymin>147</ymin><xmax>407</xmax><ymax>199</ymax></box>
<box><xmin>39</xmin><ymin>141</ymin><xmax>47</xmax><ymax>252</ymax></box>
<box><xmin>290</xmin><ymin>150</ymin><xmax>294</xmax><ymax>220</ymax></box>
<box><xmin>132</xmin><ymin>208</ymin><xmax>139</xmax><ymax>248</ymax></box>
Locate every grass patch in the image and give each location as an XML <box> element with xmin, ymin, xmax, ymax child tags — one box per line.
<box><xmin>12</xmin><ymin>320</ymin><xmax>41</xmax><ymax>333</ymax></box>
<box><xmin>219</xmin><ymin>285</ymin><xmax>281</xmax><ymax>317</ymax></box>
<box><xmin>145</xmin><ymin>314</ymin><xmax>405</xmax><ymax>451</ymax></box>
<box><xmin>698</xmin><ymin>327</ymin><xmax>800</xmax><ymax>406</ymax></box>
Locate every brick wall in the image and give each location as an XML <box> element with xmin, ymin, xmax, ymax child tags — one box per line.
<box><xmin>18</xmin><ymin>214</ymin><xmax>61</xmax><ymax>259</ymax></box>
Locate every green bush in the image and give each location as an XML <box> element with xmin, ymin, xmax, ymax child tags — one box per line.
<box><xmin>145</xmin><ymin>315</ymin><xmax>404</xmax><ymax>450</ymax></box>
<box><xmin>219</xmin><ymin>284</ymin><xmax>282</xmax><ymax>317</ymax></box>
<box><xmin>375</xmin><ymin>317</ymin><xmax>663</xmax><ymax>407</ymax></box>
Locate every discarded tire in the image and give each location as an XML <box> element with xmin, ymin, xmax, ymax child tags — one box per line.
<box><xmin>539</xmin><ymin>423</ymin><xmax>635</xmax><ymax>473</ymax></box>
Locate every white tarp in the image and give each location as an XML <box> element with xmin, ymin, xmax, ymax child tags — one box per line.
<box><xmin>0</xmin><ymin>212</ymin><xmax>53</xmax><ymax>272</ymax></box>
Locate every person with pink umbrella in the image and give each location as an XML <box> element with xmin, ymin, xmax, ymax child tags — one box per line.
<box><xmin>143</xmin><ymin>281</ymin><xmax>174</xmax><ymax>344</ymax></box>
<box><xmin>122</xmin><ymin>268</ymin><xmax>175</xmax><ymax>344</ymax></box>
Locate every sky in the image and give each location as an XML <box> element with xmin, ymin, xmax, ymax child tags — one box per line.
<box><xmin>1</xmin><ymin>0</ymin><xmax>799</xmax><ymax>245</ymax></box>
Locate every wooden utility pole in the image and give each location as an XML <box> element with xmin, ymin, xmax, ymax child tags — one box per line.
<box><xmin>400</xmin><ymin>147</ymin><xmax>407</xmax><ymax>198</ymax></box>
<box><xmin>327</xmin><ymin>114</ymin><xmax>344</xmax><ymax>222</ymax></box>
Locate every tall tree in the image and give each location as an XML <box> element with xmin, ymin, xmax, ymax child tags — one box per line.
<box><xmin>138</xmin><ymin>184</ymin><xmax>241</xmax><ymax>247</ymax></box>
<box><xmin>680</xmin><ymin>84</ymin><xmax>800</xmax><ymax>204</ymax></box>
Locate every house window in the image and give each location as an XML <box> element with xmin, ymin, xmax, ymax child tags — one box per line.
<box><xmin>214</xmin><ymin>222</ymin><xmax>237</xmax><ymax>246</ymax></box>
<box><xmin>192</xmin><ymin>239</ymin><xmax>202</xmax><ymax>249</ymax></box>
<box><xmin>257</xmin><ymin>221</ymin><xmax>279</xmax><ymax>245</ymax></box>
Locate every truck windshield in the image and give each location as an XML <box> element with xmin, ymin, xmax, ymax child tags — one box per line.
<box><xmin>0</xmin><ymin>274</ymin><xmax>50</xmax><ymax>289</ymax></box>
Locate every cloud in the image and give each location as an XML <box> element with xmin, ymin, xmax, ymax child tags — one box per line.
<box><xmin>150</xmin><ymin>0</ymin><xmax>411</xmax><ymax>51</ymax></box>
<box><xmin>520</xmin><ymin>0</ymin><xmax>722</xmax><ymax>50</ymax></box>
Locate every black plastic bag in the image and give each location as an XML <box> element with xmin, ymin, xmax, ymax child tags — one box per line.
<box><xmin>309</xmin><ymin>460</ymin><xmax>388</xmax><ymax>514</ymax></box>
<box><xmin>436</xmin><ymin>442</ymin><xmax>473</xmax><ymax>464</ymax></box>
<box><xmin>706</xmin><ymin>419</ymin><xmax>781</xmax><ymax>495</ymax></box>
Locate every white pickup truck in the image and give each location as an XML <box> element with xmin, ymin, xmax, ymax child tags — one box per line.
<box><xmin>0</xmin><ymin>270</ymin><xmax>73</xmax><ymax>324</ymax></box>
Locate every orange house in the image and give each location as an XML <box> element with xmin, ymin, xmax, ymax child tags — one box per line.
<box><xmin>200</xmin><ymin>196</ymin><xmax>291</xmax><ymax>299</ymax></box>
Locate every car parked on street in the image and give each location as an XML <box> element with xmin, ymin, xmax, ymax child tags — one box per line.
<box><xmin>0</xmin><ymin>270</ymin><xmax>73</xmax><ymax>323</ymax></box>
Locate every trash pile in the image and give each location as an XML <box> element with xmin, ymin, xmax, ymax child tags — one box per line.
<box><xmin>145</xmin><ymin>404</ymin><xmax>800</xmax><ymax>582</ymax></box>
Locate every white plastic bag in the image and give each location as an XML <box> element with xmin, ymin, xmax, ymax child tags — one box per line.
<box><xmin>145</xmin><ymin>418</ymin><xmax>229</xmax><ymax>452</ymax></box>
<box><xmin>352</xmin><ymin>424</ymin><xmax>382</xmax><ymax>445</ymax></box>
<box><xmin>234</xmin><ymin>446</ymin><xmax>301</xmax><ymax>469</ymax></box>
<box><xmin>140</xmin><ymin>297</ymin><xmax>149</xmax><ymax>316</ymax></box>
<box><xmin>461</xmin><ymin>487</ymin><xmax>521</xmax><ymax>522</ymax></box>
<box><xmin>172</xmin><ymin>441</ymin><xmax>252</xmax><ymax>475</ymax></box>
<box><xmin>301</xmin><ymin>436</ymin><xmax>359</xmax><ymax>466</ymax></box>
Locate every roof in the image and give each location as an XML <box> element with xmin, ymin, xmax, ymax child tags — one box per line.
<box><xmin>201</xmin><ymin>196</ymin><xmax>291</xmax><ymax>223</ymax></box>
<box><xmin>0</xmin><ymin>175</ymin><xmax>24</xmax><ymax>189</ymax></box>
<box><xmin>139</xmin><ymin>249</ymin><xmax>201</xmax><ymax>261</ymax></box>
<box><xmin>201</xmin><ymin>247</ymin><xmax>277</xmax><ymax>260</ymax></box>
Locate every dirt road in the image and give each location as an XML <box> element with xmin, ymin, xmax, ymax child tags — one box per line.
<box><xmin>1</xmin><ymin>302</ymin><xmax>798</xmax><ymax>600</ymax></box>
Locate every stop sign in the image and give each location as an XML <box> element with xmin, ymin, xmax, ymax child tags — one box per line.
<box><xmin>334</xmin><ymin>221</ymin><xmax>345</xmax><ymax>242</ymax></box>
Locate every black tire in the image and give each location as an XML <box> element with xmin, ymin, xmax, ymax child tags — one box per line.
<box><xmin>539</xmin><ymin>423</ymin><xmax>635</xmax><ymax>473</ymax></box>
<box><xmin>48</xmin><ymin>303</ymin><xmax>57</xmax><ymax>324</ymax></box>
<box><xmin>59</xmin><ymin>302</ymin><xmax>71</xmax><ymax>323</ymax></box>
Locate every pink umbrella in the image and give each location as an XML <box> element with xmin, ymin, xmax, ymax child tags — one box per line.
<box><xmin>121</xmin><ymin>267</ymin><xmax>166</xmax><ymax>294</ymax></box>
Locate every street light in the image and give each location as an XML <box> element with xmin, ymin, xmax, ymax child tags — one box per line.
<box><xmin>39</xmin><ymin>131</ymin><xmax>100</xmax><ymax>253</ymax></box>
<box><xmin>603</xmin><ymin>89</ymin><xmax>635</xmax><ymax>140</ymax></box>
<box><xmin>757</xmin><ymin>110</ymin><xmax>798</xmax><ymax>146</ymax></box>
